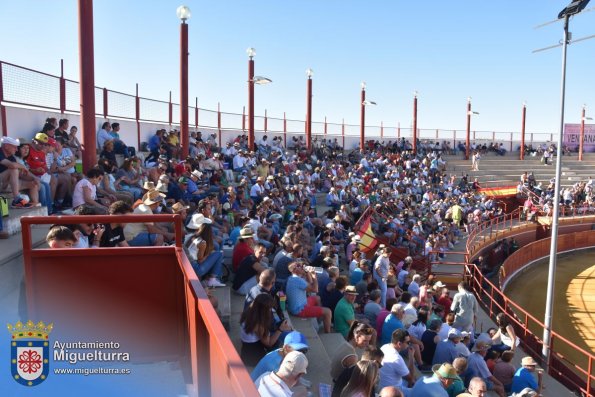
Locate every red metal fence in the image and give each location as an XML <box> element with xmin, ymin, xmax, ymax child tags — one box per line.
<box><xmin>20</xmin><ymin>214</ymin><xmax>259</xmax><ymax>397</ymax></box>
<box><xmin>0</xmin><ymin>59</ymin><xmax>556</xmax><ymax>148</ymax></box>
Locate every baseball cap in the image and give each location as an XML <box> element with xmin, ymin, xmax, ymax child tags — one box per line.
<box><xmin>280</xmin><ymin>351</ymin><xmax>308</xmax><ymax>375</ymax></box>
<box><xmin>34</xmin><ymin>132</ymin><xmax>49</xmax><ymax>143</ymax></box>
<box><xmin>283</xmin><ymin>331</ymin><xmax>309</xmax><ymax>351</ymax></box>
<box><xmin>0</xmin><ymin>136</ymin><xmax>20</xmax><ymax>146</ymax></box>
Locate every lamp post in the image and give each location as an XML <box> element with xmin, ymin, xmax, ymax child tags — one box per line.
<box><xmin>413</xmin><ymin>91</ymin><xmax>418</xmax><ymax>155</ymax></box>
<box><xmin>306</xmin><ymin>68</ymin><xmax>313</xmax><ymax>152</ymax></box>
<box><xmin>579</xmin><ymin>104</ymin><xmax>586</xmax><ymax>161</ymax></box>
<box><xmin>177</xmin><ymin>5</ymin><xmax>191</xmax><ymax>159</ymax></box>
<box><xmin>466</xmin><ymin>97</ymin><xmax>472</xmax><ymax>160</ymax></box>
<box><xmin>360</xmin><ymin>82</ymin><xmax>366</xmax><ymax>151</ymax></box>
<box><xmin>78</xmin><ymin>0</ymin><xmax>97</xmax><ymax>172</ymax></box>
<box><xmin>247</xmin><ymin>47</ymin><xmax>255</xmax><ymax>151</ymax></box>
<box><xmin>520</xmin><ymin>102</ymin><xmax>527</xmax><ymax>160</ymax></box>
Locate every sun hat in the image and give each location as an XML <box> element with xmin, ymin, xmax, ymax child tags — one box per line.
<box><xmin>190</xmin><ymin>170</ymin><xmax>203</xmax><ymax>179</ymax></box>
<box><xmin>432</xmin><ymin>363</ymin><xmax>458</xmax><ymax>380</ymax></box>
<box><xmin>345</xmin><ymin>285</ymin><xmax>359</xmax><ymax>295</ymax></box>
<box><xmin>0</xmin><ymin>136</ymin><xmax>20</xmax><ymax>146</ymax></box>
<box><xmin>171</xmin><ymin>202</ymin><xmax>189</xmax><ymax>213</ymax></box>
<box><xmin>433</xmin><ymin>281</ymin><xmax>446</xmax><ymax>289</ymax></box>
<box><xmin>521</xmin><ymin>356</ymin><xmax>538</xmax><ymax>366</ymax></box>
<box><xmin>143</xmin><ymin>181</ymin><xmax>155</xmax><ymax>191</ymax></box>
<box><xmin>187</xmin><ymin>213</ymin><xmax>213</xmax><ymax>229</ymax></box>
<box><xmin>142</xmin><ymin>189</ymin><xmax>166</xmax><ymax>206</ymax></box>
<box><xmin>283</xmin><ymin>331</ymin><xmax>309</xmax><ymax>351</ymax></box>
<box><xmin>155</xmin><ymin>182</ymin><xmax>168</xmax><ymax>193</ymax></box>
<box><xmin>239</xmin><ymin>226</ymin><xmax>254</xmax><ymax>239</ymax></box>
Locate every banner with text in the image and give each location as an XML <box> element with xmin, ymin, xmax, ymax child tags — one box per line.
<box><xmin>564</xmin><ymin>123</ymin><xmax>595</xmax><ymax>152</ymax></box>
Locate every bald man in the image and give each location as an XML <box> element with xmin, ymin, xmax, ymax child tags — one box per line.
<box><xmin>379</xmin><ymin>386</ymin><xmax>404</xmax><ymax>397</ymax></box>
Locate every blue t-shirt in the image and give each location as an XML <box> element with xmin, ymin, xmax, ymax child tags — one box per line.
<box><xmin>286</xmin><ymin>276</ymin><xmax>308</xmax><ymax>315</ymax></box>
<box><xmin>511</xmin><ymin>367</ymin><xmax>538</xmax><ymax>393</ymax></box>
<box><xmin>432</xmin><ymin>340</ymin><xmax>461</xmax><ymax>365</ymax></box>
<box><xmin>148</xmin><ymin>134</ymin><xmax>161</xmax><ymax>151</ymax></box>
<box><xmin>380</xmin><ymin>314</ymin><xmax>404</xmax><ymax>346</ymax></box>
<box><xmin>250</xmin><ymin>349</ymin><xmax>284</xmax><ymax>381</ymax></box>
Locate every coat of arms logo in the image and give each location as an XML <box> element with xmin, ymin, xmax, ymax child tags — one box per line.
<box><xmin>7</xmin><ymin>320</ymin><xmax>52</xmax><ymax>387</ymax></box>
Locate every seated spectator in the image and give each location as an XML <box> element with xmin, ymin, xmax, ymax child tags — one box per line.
<box><xmin>380</xmin><ymin>304</ymin><xmax>405</xmax><ymax>346</ymax></box>
<box><xmin>466</xmin><ymin>341</ymin><xmax>506</xmax><ymax>397</ymax></box>
<box><xmin>124</xmin><ymin>189</ymin><xmax>173</xmax><ymax>246</ymax></box>
<box><xmin>363</xmin><ymin>289</ymin><xmax>383</xmax><ymax>325</ymax></box>
<box><xmin>511</xmin><ymin>356</ymin><xmax>542</xmax><ymax>395</ymax></box>
<box><xmin>433</xmin><ymin>328</ymin><xmax>463</xmax><ymax>365</ymax></box>
<box><xmin>0</xmin><ymin>136</ymin><xmax>40</xmax><ymax>207</ymax></box>
<box><xmin>240</xmin><ymin>293</ymin><xmax>293</xmax><ymax>367</ymax></box>
<box><xmin>446</xmin><ymin>357</ymin><xmax>468</xmax><ymax>397</ymax></box>
<box><xmin>408</xmin><ymin>362</ymin><xmax>458</xmax><ymax>397</ymax></box>
<box><xmin>493</xmin><ymin>350</ymin><xmax>516</xmax><ymax>394</ymax></box>
<box><xmin>232</xmin><ymin>226</ymin><xmax>255</xmax><ymax>272</ymax></box>
<box><xmin>72</xmin><ymin>167</ymin><xmax>109</xmax><ymax>214</ymax></box>
<box><xmin>420</xmin><ymin>319</ymin><xmax>442</xmax><ymax>366</ymax></box>
<box><xmin>334</xmin><ymin>285</ymin><xmax>359</xmax><ymax>338</ymax></box>
<box><xmin>378</xmin><ymin>328</ymin><xmax>415</xmax><ymax>391</ymax></box>
<box><xmin>250</xmin><ymin>331</ymin><xmax>309</xmax><ymax>381</ymax></box>
<box><xmin>46</xmin><ymin>225</ymin><xmax>77</xmax><ymax>248</ymax></box>
<box><xmin>186</xmin><ymin>215</ymin><xmax>225</xmax><ymax>288</ymax></box>
<box><xmin>255</xmin><ymin>350</ymin><xmax>309</xmax><ymax>397</ymax></box>
<box><xmin>338</xmin><ymin>359</ymin><xmax>379</xmax><ymax>397</ymax></box>
<box><xmin>286</xmin><ymin>262</ymin><xmax>332</xmax><ymax>333</ymax></box>
<box><xmin>233</xmin><ymin>242</ymin><xmax>267</xmax><ymax>294</ymax></box>
<box><xmin>330</xmin><ymin>322</ymin><xmax>374</xmax><ymax>382</ymax></box>
<box><xmin>99</xmin><ymin>200</ymin><xmax>132</xmax><ymax>247</ymax></box>
<box><xmin>321</xmin><ymin>271</ymin><xmax>345</xmax><ymax>315</ymax></box>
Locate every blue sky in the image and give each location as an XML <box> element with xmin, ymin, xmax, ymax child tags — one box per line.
<box><xmin>1</xmin><ymin>0</ymin><xmax>594</xmax><ymax>135</ymax></box>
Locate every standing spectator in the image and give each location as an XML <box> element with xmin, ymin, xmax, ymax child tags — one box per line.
<box><xmin>451</xmin><ymin>282</ymin><xmax>478</xmax><ymax>335</ymax></box>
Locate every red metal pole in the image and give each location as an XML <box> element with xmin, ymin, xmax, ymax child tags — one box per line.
<box><xmin>168</xmin><ymin>91</ymin><xmax>172</xmax><ymax>126</ymax></box>
<box><xmin>520</xmin><ymin>103</ymin><xmax>526</xmax><ymax>160</ymax></box>
<box><xmin>398</xmin><ymin>122</ymin><xmax>401</xmax><ymax>139</ymax></box>
<box><xmin>242</xmin><ymin>106</ymin><xmax>246</xmax><ymax>131</ymax></box>
<box><xmin>579</xmin><ymin>105</ymin><xmax>586</xmax><ymax>161</ymax></box>
<box><xmin>360</xmin><ymin>87</ymin><xmax>365</xmax><ymax>151</ymax></box>
<box><xmin>102</xmin><ymin>87</ymin><xmax>108</xmax><ymax>118</ymax></box>
<box><xmin>466</xmin><ymin>98</ymin><xmax>471</xmax><ymax>160</ymax></box>
<box><xmin>217</xmin><ymin>102</ymin><xmax>222</xmax><ymax>149</ymax></box>
<box><xmin>324</xmin><ymin>117</ymin><xmax>327</xmax><ymax>137</ymax></box>
<box><xmin>248</xmin><ymin>57</ymin><xmax>255</xmax><ymax>151</ymax></box>
<box><xmin>413</xmin><ymin>92</ymin><xmax>418</xmax><ymax>155</ymax></box>
<box><xmin>59</xmin><ymin>59</ymin><xmax>65</xmax><ymax>114</ymax></box>
<box><xmin>0</xmin><ymin>61</ymin><xmax>7</xmax><ymax>137</ymax></box>
<box><xmin>380</xmin><ymin>121</ymin><xmax>384</xmax><ymax>139</ymax></box>
<box><xmin>180</xmin><ymin>20</ymin><xmax>189</xmax><ymax>159</ymax></box>
<box><xmin>78</xmin><ymin>0</ymin><xmax>97</xmax><ymax>172</ymax></box>
<box><xmin>283</xmin><ymin>112</ymin><xmax>287</xmax><ymax>148</ymax></box>
<box><xmin>135</xmin><ymin>83</ymin><xmax>140</xmax><ymax>151</ymax></box>
<box><xmin>264</xmin><ymin>109</ymin><xmax>268</xmax><ymax>133</ymax></box>
<box><xmin>306</xmin><ymin>76</ymin><xmax>312</xmax><ymax>151</ymax></box>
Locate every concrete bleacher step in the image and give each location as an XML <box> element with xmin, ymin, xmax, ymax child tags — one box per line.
<box><xmin>289</xmin><ymin>314</ymin><xmax>334</xmax><ymax>396</ymax></box>
<box><xmin>208</xmin><ymin>286</ymin><xmax>231</xmax><ymax>331</ymax></box>
<box><xmin>2</xmin><ymin>205</ymin><xmax>48</xmax><ymax>236</ymax></box>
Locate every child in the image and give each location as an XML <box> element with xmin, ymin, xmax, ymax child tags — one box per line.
<box><xmin>46</xmin><ymin>225</ymin><xmax>77</xmax><ymax>248</ymax></box>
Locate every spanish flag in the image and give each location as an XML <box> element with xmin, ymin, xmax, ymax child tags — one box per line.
<box><xmin>357</xmin><ymin>216</ymin><xmax>378</xmax><ymax>254</ymax></box>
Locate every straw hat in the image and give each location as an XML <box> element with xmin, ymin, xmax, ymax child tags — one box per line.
<box><xmin>432</xmin><ymin>363</ymin><xmax>458</xmax><ymax>380</ymax></box>
<box><xmin>155</xmin><ymin>182</ymin><xmax>168</xmax><ymax>193</ymax></box>
<box><xmin>239</xmin><ymin>226</ymin><xmax>255</xmax><ymax>239</ymax></box>
<box><xmin>187</xmin><ymin>213</ymin><xmax>213</xmax><ymax>230</ymax></box>
<box><xmin>344</xmin><ymin>286</ymin><xmax>359</xmax><ymax>295</ymax></box>
<box><xmin>172</xmin><ymin>202</ymin><xmax>189</xmax><ymax>213</ymax></box>
<box><xmin>142</xmin><ymin>190</ymin><xmax>166</xmax><ymax>206</ymax></box>
<box><xmin>521</xmin><ymin>356</ymin><xmax>538</xmax><ymax>367</ymax></box>
<box><xmin>143</xmin><ymin>181</ymin><xmax>155</xmax><ymax>191</ymax></box>
<box><xmin>190</xmin><ymin>170</ymin><xmax>203</xmax><ymax>179</ymax></box>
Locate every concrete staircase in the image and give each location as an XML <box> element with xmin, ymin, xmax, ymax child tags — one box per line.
<box><xmin>443</xmin><ymin>152</ymin><xmax>595</xmax><ymax>187</ymax></box>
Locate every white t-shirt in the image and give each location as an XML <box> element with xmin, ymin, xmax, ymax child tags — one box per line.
<box><xmin>250</xmin><ymin>183</ymin><xmax>263</xmax><ymax>198</ymax></box>
<box><xmin>379</xmin><ymin>343</ymin><xmax>410</xmax><ymax>389</ymax></box>
<box><xmin>72</xmin><ymin>178</ymin><xmax>96</xmax><ymax>208</ymax></box>
<box><xmin>123</xmin><ymin>204</ymin><xmax>153</xmax><ymax>240</ymax></box>
<box><xmin>255</xmin><ymin>371</ymin><xmax>293</xmax><ymax>397</ymax></box>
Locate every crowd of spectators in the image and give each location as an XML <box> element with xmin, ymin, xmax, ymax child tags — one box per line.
<box><xmin>2</xmin><ymin>118</ymin><xmax>548</xmax><ymax>396</ymax></box>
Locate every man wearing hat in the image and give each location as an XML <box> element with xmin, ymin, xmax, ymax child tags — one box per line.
<box><xmin>255</xmin><ymin>350</ymin><xmax>309</xmax><ymax>397</ymax></box>
<box><xmin>334</xmin><ymin>285</ymin><xmax>359</xmax><ymax>338</ymax></box>
<box><xmin>511</xmin><ymin>356</ymin><xmax>542</xmax><ymax>395</ymax></box>
<box><xmin>187</xmin><ymin>169</ymin><xmax>208</xmax><ymax>201</ymax></box>
<box><xmin>432</xmin><ymin>328</ymin><xmax>463</xmax><ymax>365</ymax></box>
<box><xmin>251</xmin><ymin>331</ymin><xmax>309</xmax><ymax>381</ymax></box>
<box><xmin>124</xmin><ymin>189</ymin><xmax>173</xmax><ymax>246</ymax></box>
<box><xmin>408</xmin><ymin>362</ymin><xmax>458</xmax><ymax>396</ymax></box>
<box><xmin>232</xmin><ymin>149</ymin><xmax>247</xmax><ymax>173</ymax></box>
<box><xmin>0</xmin><ymin>136</ymin><xmax>40</xmax><ymax>208</ymax></box>
<box><xmin>249</xmin><ymin>176</ymin><xmax>265</xmax><ymax>204</ymax></box>
<box><xmin>232</xmin><ymin>225</ymin><xmax>255</xmax><ymax>272</ymax></box>
<box><xmin>466</xmin><ymin>341</ymin><xmax>506</xmax><ymax>397</ymax></box>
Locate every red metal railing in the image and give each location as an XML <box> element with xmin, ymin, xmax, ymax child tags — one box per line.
<box><xmin>20</xmin><ymin>214</ymin><xmax>258</xmax><ymax>397</ymax></box>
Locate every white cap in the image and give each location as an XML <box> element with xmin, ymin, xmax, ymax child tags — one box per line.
<box><xmin>0</xmin><ymin>137</ymin><xmax>20</xmax><ymax>146</ymax></box>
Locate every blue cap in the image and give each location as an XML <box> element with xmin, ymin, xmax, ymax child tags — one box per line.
<box><xmin>283</xmin><ymin>331</ymin><xmax>308</xmax><ymax>351</ymax></box>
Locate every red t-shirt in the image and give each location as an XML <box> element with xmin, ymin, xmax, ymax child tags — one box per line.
<box><xmin>26</xmin><ymin>145</ymin><xmax>47</xmax><ymax>176</ymax></box>
<box><xmin>232</xmin><ymin>240</ymin><xmax>254</xmax><ymax>272</ymax></box>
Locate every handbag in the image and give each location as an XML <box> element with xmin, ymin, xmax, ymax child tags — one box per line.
<box><xmin>0</xmin><ymin>196</ymin><xmax>8</xmax><ymax>217</ymax></box>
